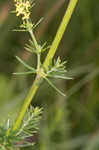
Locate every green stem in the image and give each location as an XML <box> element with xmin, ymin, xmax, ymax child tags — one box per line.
<box><xmin>13</xmin><ymin>0</ymin><xmax>78</xmax><ymax>131</ymax></box>
<box><xmin>13</xmin><ymin>76</ymin><xmax>42</xmax><ymax>131</ymax></box>
<box><xmin>29</xmin><ymin>30</ymin><xmax>41</xmax><ymax>69</ymax></box>
<box><xmin>29</xmin><ymin>30</ymin><xmax>39</xmax><ymax>51</ymax></box>
<box><xmin>43</xmin><ymin>0</ymin><xmax>78</xmax><ymax>70</ymax></box>
<box><xmin>37</xmin><ymin>53</ymin><xmax>41</xmax><ymax>70</ymax></box>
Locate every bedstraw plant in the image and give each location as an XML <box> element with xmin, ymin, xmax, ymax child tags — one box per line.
<box><xmin>0</xmin><ymin>0</ymin><xmax>78</xmax><ymax>149</ymax></box>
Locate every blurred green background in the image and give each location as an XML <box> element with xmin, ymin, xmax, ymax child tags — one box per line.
<box><xmin>0</xmin><ymin>0</ymin><xmax>99</xmax><ymax>149</ymax></box>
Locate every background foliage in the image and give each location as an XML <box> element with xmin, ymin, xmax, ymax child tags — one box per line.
<box><xmin>0</xmin><ymin>0</ymin><xmax>99</xmax><ymax>149</ymax></box>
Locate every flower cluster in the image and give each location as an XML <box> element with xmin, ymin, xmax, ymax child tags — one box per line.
<box><xmin>14</xmin><ymin>0</ymin><xmax>31</xmax><ymax>20</ymax></box>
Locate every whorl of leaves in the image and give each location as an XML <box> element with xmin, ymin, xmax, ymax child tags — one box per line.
<box><xmin>0</xmin><ymin>106</ymin><xmax>43</xmax><ymax>150</ymax></box>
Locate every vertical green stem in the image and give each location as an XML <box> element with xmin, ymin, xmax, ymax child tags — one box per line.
<box><xmin>37</xmin><ymin>53</ymin><xmax>41</xmax><ymax>70</ymax></box>
<box><xmin>29</xmin><ymin>30</ymin><xmax>39</xmax><ymax>51</ymax></box>
<box><xmin>29</xmin><ymin>30</ymin><xmax>41</xmax><ymax>69</ymax></box>
<box><xmin>43</xmin><ymin>0</ymin><xmax>78</xmax><ymax>70</ymax></box>
<box><xmin>13</xmin><ymin>0</ymin><xmax>78</xmax><ymax>131</ymax></box>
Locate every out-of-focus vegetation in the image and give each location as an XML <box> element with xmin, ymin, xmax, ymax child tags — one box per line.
<box><xmin>0</xmin><ymin>0</ymin><xmax>99</xmax><ymax>149</ymax></box>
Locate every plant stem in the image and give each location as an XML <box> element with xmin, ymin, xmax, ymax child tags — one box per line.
<box><xmin>29</xmin><ymin>30</ymin><xmax>41</xmax><ymax>69</ymax></box>
<box><xmin>13</xmin><ymin>76</ymin><xmax>42</xmax><ymax>131</ymax></box>
<box><xmin>13</xmin><ymin>0</ymin><xmax>78</xmax><ymax>131</ymax></box>
<box><xmin>37</xmin><ymin>53</ymin><xmax>41</xmax><ymax>70</ymax></box>
<box><xmin>29</xmin><ymin>30</ymin><xmax>39</xmax><ymax>51</ymax></box>
<box><xmin>43</xmin><ymin>0</ymin><xmax>78</xmax><ymax>70</ymax></box>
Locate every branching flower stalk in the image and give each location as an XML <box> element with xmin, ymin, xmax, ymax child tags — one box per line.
<box><xmin>0</xmin><ymin>0</ymin><xmax>78</xmax><ymax>149</ymax></box>
<box><xmin>13</xmin><ymin>0</ymin><xmax>78</xmax><ymax>133</ymax></box>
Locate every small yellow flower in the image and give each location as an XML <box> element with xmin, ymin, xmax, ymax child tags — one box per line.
<box><xmin>14</xmin><ymin>0</ymin><xmax>31</xmax><ymax>20</ymax></box>
<box><xmin>22</xmin><ymin>12</ymin><xmax>30</xmax><ymax>20</ymax></box>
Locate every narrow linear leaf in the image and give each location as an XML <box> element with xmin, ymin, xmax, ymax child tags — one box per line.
<box><xmin>42</xmin><ymin>42</ymin><xmax>47</xmax><ymax>48</ymax></box>
<box><xmin>44</xmin><ymin>77</ymin><xmax>66</xmax><ymax>97</ymax></box>
<box><xmin>25</xmin><ymin>47</ymin><xmax>33</xmax><ymax>53</ymax></box>
<box><xmin>57</xmin><ymin>70</ymin><xmax>67</xmax><ymax>73</ymax></box>
<box><xmin>41</xmin><ymin>45</ymin><xmax>51</xmax><ymax>53</ymax></box>
<box><xmin>34</xmin><ymin>17</ymin><xmax>44</xmax><ymax>29</ymax></box>
<box><xmin>13</xmin><ymin>29</ymin><xmax>26</xmax><ymax>32</ymax></box>
<box><xmin>25</xmin><ymin>40</ymin><xmax>38</xmax><ymax>54</ymax></box>
<box><xmin>13</xmin><ymin>71</ymin><xmax>35</xmax><ymax>75</ymax></box>
<box><xmin>16</xmin><ymin>56</ymin><xmax>36</xmax><ymax>72</ymax></box>
<box><xmin>25</xmin><ymin>46</ymin><xmax>37</xmax><ymax>54</ymax></box>
<box><xmin>47</xmin><ymin>70</ymin><xmax>67</xmax><ymax>75</ymax></box>
<box><xmin>48</xmin><ymin>74</ymin><xmax>72</xmax><ymax>80</ymax></box>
